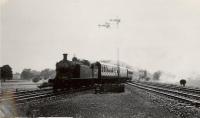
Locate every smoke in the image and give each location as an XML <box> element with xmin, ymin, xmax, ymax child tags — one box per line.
<box><xmin>158</xmin><ymin>71</ymin><xmax>200</xmax><ymax>88</ymax></box>
<box><xmin>158</xmin><ymin>72</ymin><xmax>177</xmax><ymax>84</ymax></box>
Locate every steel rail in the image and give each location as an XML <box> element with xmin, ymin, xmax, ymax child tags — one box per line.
<box><xmin>127</xmin><ymin>82</ymin><xmax>200</xmax><ymax>107</ymax></box>
<box><xmin>132</xmin><ymin>82</ymin><xmax>200</xmax><ymax>100</ymax></box>
<box><xmin>0</xmin><ymin>87</ymin><xmax>92</xmax><ymax>105</ymax></box>
<box><xmin>136</xmin><ymin>81</ymin><xmax>200</xmax><ymax>94</ymax></box>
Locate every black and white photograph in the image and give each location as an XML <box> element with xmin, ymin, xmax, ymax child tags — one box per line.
<box><xmin>1</xmin><ymin>0</ymin><xmax>200</xmax><ymax>117</ymax></box>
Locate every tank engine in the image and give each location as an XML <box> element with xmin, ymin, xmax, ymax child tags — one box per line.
<box><xmin>50</xmin><ymin>53</ymin><xmax>133</xmax><ymax>91</ymax></box>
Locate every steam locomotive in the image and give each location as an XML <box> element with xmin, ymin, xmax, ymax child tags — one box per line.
<box><xmin>50</xmin><ymin>54</ymin><xmax>133</xmax><ymax>92</ymax></box>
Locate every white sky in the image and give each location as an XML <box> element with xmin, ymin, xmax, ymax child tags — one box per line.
<box><xmin>1</xmin><ymin>0</ymin><xmax>200</xmax><ymax>76</ymax></box>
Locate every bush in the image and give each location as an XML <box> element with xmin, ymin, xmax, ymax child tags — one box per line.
<box><xmin>32</xmin><ymin>77</ymin><xmax>41</xmax><ymax>83</ymax></box>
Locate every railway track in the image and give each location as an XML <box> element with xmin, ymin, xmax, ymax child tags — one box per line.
<box><xmin>140</xmin><ymin>81</ymin><xmax>200</xmax><ymax>95</ymax></box>
<box><xmin>0</xmin><ymin>87</ymin><xmax>51</xmax><ymax>96</ymax></box>
<box><xmin>127</xmin><ymin>81</ymin><xmax>200</xmax><ymax>107</ymax></box>
<box><xmin>0</xmin><ymin>87</ymin><xmax>92</xmax><ymax>105</ymax></box>
<box><xmin>0</xmin><ymin>88</ymin><xmax>52</xmax><ymax>99</ymax></box>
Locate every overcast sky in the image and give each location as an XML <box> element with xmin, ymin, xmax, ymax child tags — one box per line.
<box><xmin>1</xmin><ymin>0</ymin><xmax>200</xmax><ymax>77</ymax></box>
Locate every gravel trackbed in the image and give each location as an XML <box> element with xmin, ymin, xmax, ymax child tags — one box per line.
<box><xmin>14</xmin><ymin>85</ymin><xmax>200</xmax><ymax>118</ymax></box>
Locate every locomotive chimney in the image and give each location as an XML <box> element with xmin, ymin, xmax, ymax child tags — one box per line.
<box><xmin>63</xmin><ymin>53</ymin><xmax>68</xmax><ymax>61</ymax></box>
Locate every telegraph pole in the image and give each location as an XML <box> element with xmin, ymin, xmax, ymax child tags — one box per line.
<box><xmin>0</xmin><ymin>78</ymin><xmax>3</xmax><ymax>94</ymax></box>
<box><xmin>117</xmin><ymin>48</ymin><xmax>120</xmax><ymax>79</ymax></box>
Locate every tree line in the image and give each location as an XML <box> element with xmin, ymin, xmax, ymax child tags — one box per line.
<box><xmin>138</xmin><ymin>70</ymin><xmax>162</xmax><ymax>81</ymax></box>
<box><xmin>0</xmin><ymin>65</ymin><xmax>13</xmax><ymax>82</ymax></box>
<box><xmin>20</xmin><ymin>68</ymin><xmax>56</xmax><ymax>80</ymax></box>
<box><xmin>1</xmin><ymin>64</ymin><xmax>55</xmax><ymax>82</ymax></box>
<box><xmin>1</xmin><ymin>64</ymin><xmax>160</xmax><ymax>82</ymax></box>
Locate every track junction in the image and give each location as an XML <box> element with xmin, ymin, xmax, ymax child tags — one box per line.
<box><xmin>1</xmin><ymin>80</ymin><xmax>200</xmax><ymax>108</ymax></box>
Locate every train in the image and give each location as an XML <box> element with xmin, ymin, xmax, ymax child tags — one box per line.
<box><xmin>49</xmin><ymin>54</ymin><xmax>133</xmax><ymax>92</ymax></box>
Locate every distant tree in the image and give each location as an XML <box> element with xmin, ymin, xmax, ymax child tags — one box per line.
<box><xmin>0</xmin><ymin>65</ymin><xmax>13</xmax><ymax>82</ymax></box>
<box><xmin>31</xmin><ymin>70</ymin><xmax>40</xmax><ymax>76</ymax></box>
<box><xmin>32</xmin><ymin>77</ymin><xmax>41</xmax><ymax>83</ymax></box>
<box><xmin>40</xmin><ymin>69</ymin><xmax>50</xmax><ymax>79</ymax></box>
<box><xmin>145</xmin><ymin>77</ymin><xmax>150</xmax><ymax>81</ymax></box>
<box><xmin>21</xmin><ymin>69</ymin><xmax>40</xmax><ymax>80</ymax></box>
<box><xmin>0</xmin><ymin>67</ymin><xmax>1</xmax><ymax>80</ymax></box>
<box><xmin>139</xmin><ymin>70</ymin><xmax>147</xmax><ymax>80</ymax></box>
<box><xmin>40</xmin><ymin>68</ymin><xmax>56</xmax><ymax>79</ymax></box>
<box><xmin>153</xmin><ymin>71</ymin><xmax>162</xmax><ymax>80</ymax></box>
<box><xmin>21</xmin><ymin>69</ymin><xmax>33</xmax><ymax>79</ymax></box>
<box><xmin>180</xmin><ymin>79</ymin><xmax>186</xmax><ymax>87</ymax></box>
